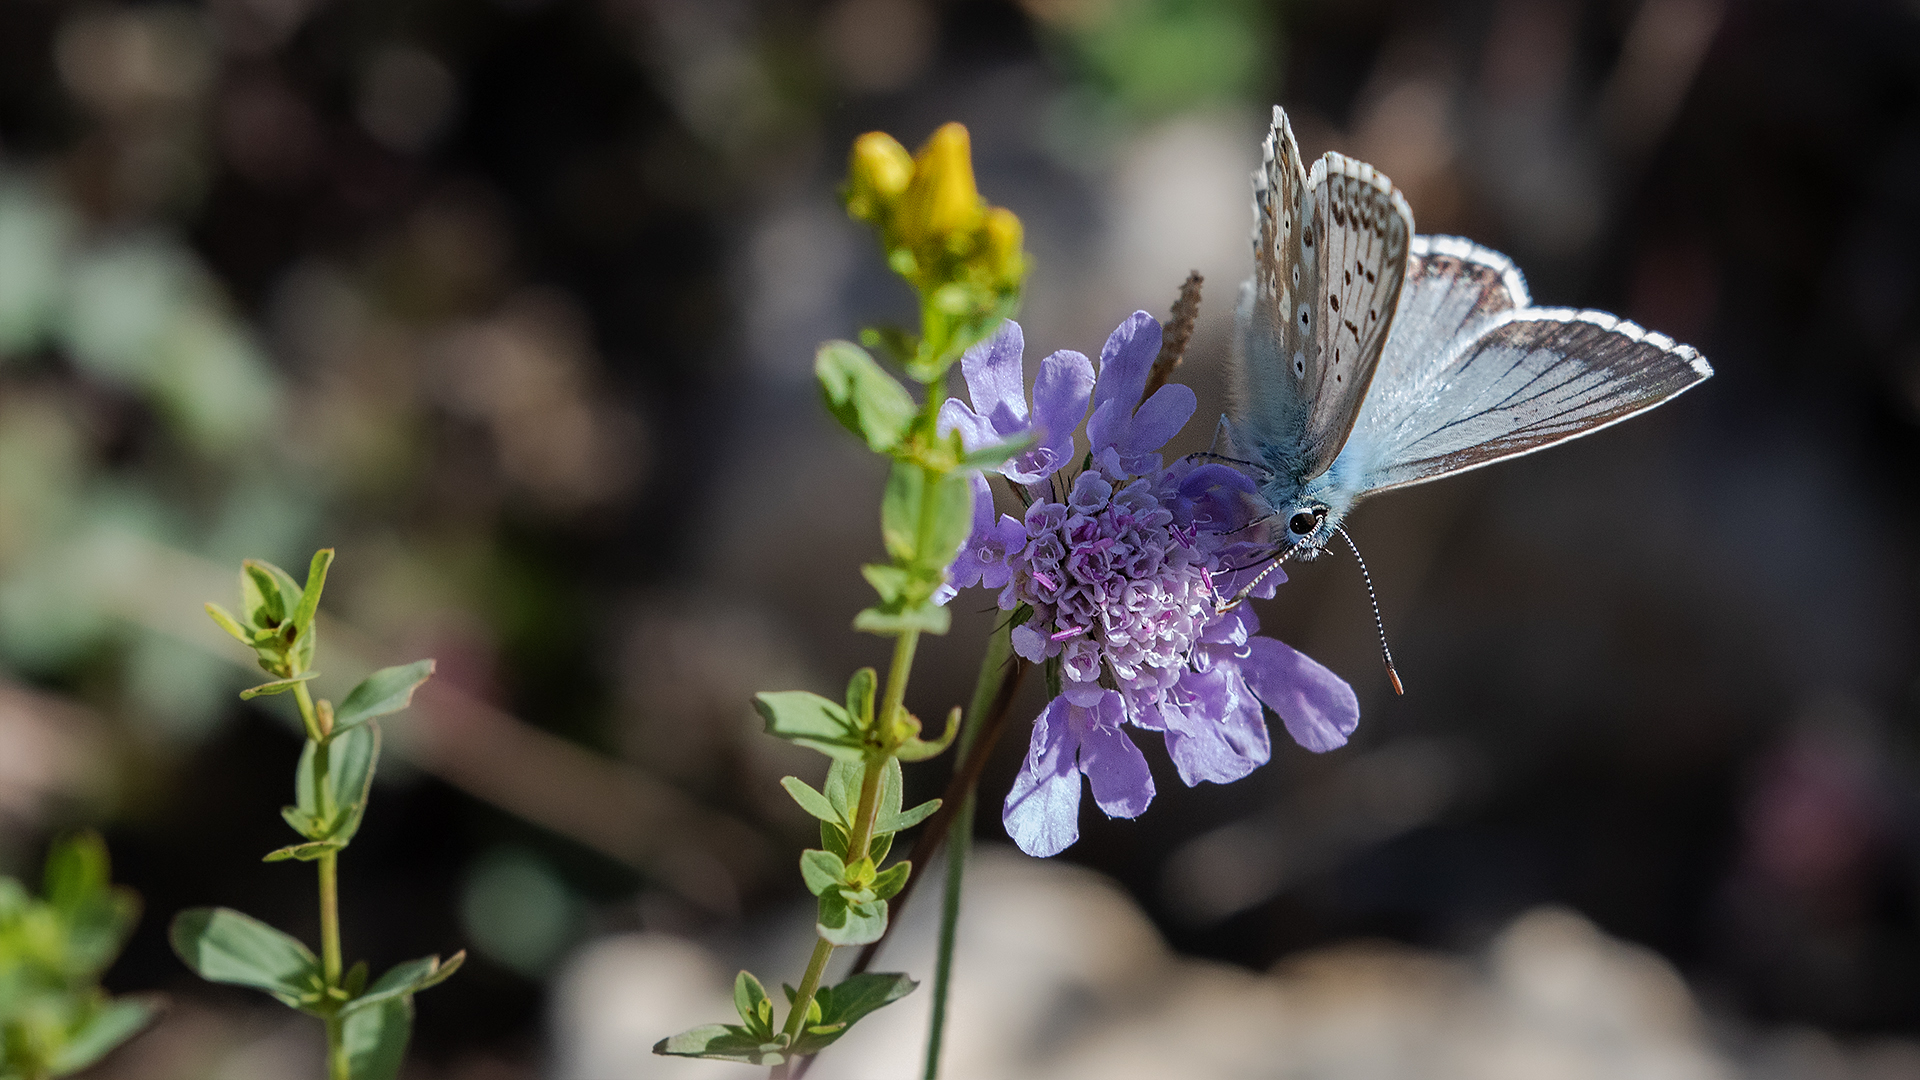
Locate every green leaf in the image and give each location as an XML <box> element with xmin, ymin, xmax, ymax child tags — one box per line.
<box><xmin>341</xmin><ymin>997</ymin><xmax>411</xmax><ymax>1080</ymax></box>
<box><xmin>345</xmin><ymin>960</ymin><xmax>369</xmax><ymax>998</ymax></box>
<box><xmin>894</xmin><ymin>705</ymin><xmax>962</xmax><ymax>762</ymax></box>
<box><xmin>239</xmin><ymin>672</ymin><xmax>319</xmax><ymax>700</ymax></box>
<box><xmin>653</xmin><ymin>1024</ymin><xmax>787</xmax><ymax>1065</ymax></box>
<box><xmin>859</xmin><ymin>563</ymin><xmax>912</xmax><ymax>605</ymax></box>
<box><xmin>47</xmin><ymin>997</ymin><xmax>160</xmax><ymax>1074</ymax></box>
<box><xmin>878</xmin><ymin>797</ymin><xmax>941</xmax><ymax>835</ymax></box>
<box><xmin>731</xmin><ymin>971</ymin><xmax>774</xmax><ymax>1036</ymax></box>
<box><xmin>816</xmin><ymin>892</ymin><xmax>887</xmax><ymax>946</ymax></box>
<box><xmin>853</xmin><ymin>602</ymin><xmax>951</xmax><ymax>636</ymax></box>
<box><xmin>845</xmin><ymin>667</ymin><xmax>877</xmax><ymax>728</ymax></box>
<box><xmin>291</xmin><ymin>548</ymin><xmax>333</xmax><ymax>634</ymax></box>
<box><xmin>44</xmin><ymin>831</ymin><xmax>110</xmax><ymax>914</ymax></box>
<box><xmin>293</xmin><ymin>724</ymin><xmax>381</xmax><ymax>844</ymax></box>
<box><xmin>170</xmin><ymin>907</ymin><xmax>321</xmax><ymax>1007</ymax></box>
<box><xmin>919</xmin><ymin>470</ymin><xmax>975</xmax><ymax>573</ymax></box>
<box><xmin>263</xmin><ymin>840</ymin><xmax>343</xmax><ymax>863</ymax></box>
<box><xmin>754</xmin><ymin>691</ymin><xmax>865</xmax><ymax>760</ymax></box>
<box><xmin>958</xmin><ymin>430</ymin><xmax>1036</xmax><ymax>471</ymax></box>
<box><xmin>816</xmin><ymin>340</ymin><xmax>917</xmax><ymax>453</ymax></box>
<box><xmin>798</xmin><ymin>850</ymin><xmax>846</xmax><ymax>897</ymax></box>
<box><xmin>870</xmin><ymin>861</ymin><xmax>911</xmax><ymax>901</ymax></box>
<box><xmin>880</xmin><ymin>461</ymin><xmax>924</xmax><ymax>563</ymax></box>
<box><xmin>205</xmin><ymin>602</ymin><xmax>251</xmax><ymax>644</ymax></box>
<box><xmin>281</xmin><ymin>806</ymin><xmax>324</xmax><ymax>840</ymax></box>
<box><xmin>332</xmin><ymin>660</ymin><xmax>435</xmax><ymax>733</ymax></box>
<box><xmin>340</xmin><ymin>951</ymin><xmax>464</xmax><ymax>1016</ymax></box>
<box><xmin>780</xmin><ymin>777</ymin><xmax>841</xmax><ymax>825</ymax></box>
<box><xmin>244</xmin><ymin>560</ymin><xmax>303</xmax><ymax>627</ymax></box>
<box><xmin>240</xmin><ymin>562</ymin><xmax>280</xmax><ymax>628</ymax></box>
<box><xmin>787</xmin><ymin>973</ymin><xmax>917</xmax><ymax>1055</ymax></box>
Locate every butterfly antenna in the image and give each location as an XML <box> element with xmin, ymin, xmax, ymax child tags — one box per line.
<box><xmin>1216</xmin><ymin>546</ymin><xmax>1294</xmax><ymax>612</ymax></box>
<box><xmin>1334</xmin><ymin>525</ymin><xmax>1404</xmax><ymax>695</ymax></box>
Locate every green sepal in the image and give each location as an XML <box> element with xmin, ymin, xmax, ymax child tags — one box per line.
<box><xmin>239</xmin><ymin>672</ymin><xmax>319</xmax><ymax>700</ymax></box>
<box><xmin>816</xmin><ymin>891</ymin><xmax>887</xmax><ymax>946</ymax></box>
<box><xmin>780</xmin><ymin>777</ymin><xmax>840</xmax><ymax>825</ymax></box>
<box><xmin>339</xmin><ymin>951</ymin><xmax>465</xmax><ymax>1016</ymax></box>
<box><xmin>779</xmin><ymin>982</ymin><xmax>826</xmax><ymax>1026</ymax></box>
<box><xmin>240</xmin><ymin>561</ymin><xmax>284</xmax><ymax>628</ymax></box>
<box><xmin>46</xmin><ymin>996</ymin><xmax>162</xmax><ymax>1075</ymax></box>
<box><xmin>331</xmin><ymin>660</ymin><xmax>435</xmax><ymax>734</ymax></box>
<box><xmin>281</xmin><ymin>806</ymin><xmax>324</xmax><ymax>840</ymax></box>
<box><xmin>652</xmin><ymin>1024</ymin><xmax>788</xmax><ymax>1065</ymax></box>
<box><xmin>263</xmin><ymin>839</ymin><xmax>344</xmax><ymax>863</ymax></box>
<box><xmin>859</xmin><ymin>564</ymin><xmax>912</xmax><ymax>605</ymax></box>
<box><xmin>870</xmin><ymin>861</ymin><xmax>910</xmax><ymax>901</ymax></box>
<box><xmin>853</xmin><ymin>602</ymin><xmax>951</xmax><ymax>636</ymax></box>
<box><xmin>170</xmin><ymin>907</ymin><xmax>323</xmax><ymax>1009</ymax></box>
<box><xmin>731</xmin><ymin>970</ymin><xmax>775</xmax><ymax>1037</ymax></box>
<box><xmin>958</xmin><ymin>429</ymin><xmax>1036</xmax><ymax>471</ymax></box>
<box><xmin>785</xmin><ymin>973</ymin><xmax>917</xmax><ymax>1056</ymax></box>
<box><xmin>205</xmin><ymin>602</ymin><xmax>251</xmax><ymax>644</ymax></box>
<box><xmin>754</xmin><ymin>691</ymin><xmax>865</xmax><ymax>760</ymax></box>
<box><xmin>798</xmin><ymin>850</ymin><xmax>846</xmax><ymax>897</ymax></box>
<box><xmin>878</xmin><ymin>797</ymin><xmax>941</xmax><ymax>835</ymax></box>
<box><xmin>341</xmin><ymin>997</ymin><xmax>411</xmax><ymax>1080</ymax></box>
<box><xmin>894</xmin><ymin>705</ymin><xmax>961</xmax><ymax>762</ymax></box>
<box><xmin>845</xmin><ymin>667</ymin><xmax>877</xmax><ymax>729</ymax></box>
<box><xmin>291</xmin><ymin>548</ymin><xmax>333</xmax><ymax>634</ymax></box>
<box><xmin>816</xmin><ymin>339</ymin><xmax>917</xmax><ymax>453</ymax></box>
<box><xmin>293</xmin><ymin>723</ymin><xmax>380</xmax><ymax>846</ymax></box>
<box><xmin>857</xmin><ymin>325</ymin><xmax>919</xmax><ymax>368</ymax></box>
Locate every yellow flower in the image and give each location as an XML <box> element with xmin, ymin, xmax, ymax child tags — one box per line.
<box><xmin>896</xmin><ymin>123</ymin><xmax>983</xmax><ymax>252</ymax></box>
<box><xmin>845</xmin><ymin>132</ymin><xmax>913</xmax><ymax>226</ymax></box>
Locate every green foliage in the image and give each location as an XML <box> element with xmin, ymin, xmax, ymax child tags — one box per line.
<box><xmin>170</xmin><ymin>908</ymin><xmax>322</xmax><ymax>1009</ymax></box>
<box><xmin>816</xmin><ymin>341</ymin><xmax>917</xmax><ymax>453</ymax></box>
<box><xmin>654</xmin><ymin>971</ymin><xmax>918</xmax><ymax>1066</ymax></box>
<box><xmin>0</xmin><ymin>833</ymin><xmax>156</xmax><ymax>1079</ymax></box>
<box><xmin>331</xmin><ymin>661</ymin><xmax>435</xmax><ymax>734</ymax></box>
<box><xmin>754</xmin><ymin>691</ymin><xmax>866</xmax><ymax>760</ymax></box>
<box><xmin>187</xmin><ymin>551</ymin><xmax>449</xmax><ymax>1079</ymax></box>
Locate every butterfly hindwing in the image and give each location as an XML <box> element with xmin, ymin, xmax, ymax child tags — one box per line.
<box><xmin>1233</xmin><ymin>106</ymin><xmax>1412</xmax><ymax>488</ymax></box>
<box><xmin>1354</xmin><ymin>306</ymin><xmax>1713</xmax><ymax>494</ymax></box>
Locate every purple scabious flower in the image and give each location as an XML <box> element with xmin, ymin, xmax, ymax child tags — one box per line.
<box><xmin>942</xmin><ymin>312</ymin><xmax>1360</xmax><ymax>857</ymax></box>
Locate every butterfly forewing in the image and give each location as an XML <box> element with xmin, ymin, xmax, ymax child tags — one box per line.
<box><xmin>1233</xmin><ymin>106</ymin><xmax>1413</xmax><ymax>487</ymax></box>
<box><xmin>1302</xmin><ymin>154</ymin><xmax>1413</xmax><ymax>477</ymax></box>
<box><xmin>1357</xmin><ymin>308</ymin><xmax>1713</xmax><ymax>493</ymax></box>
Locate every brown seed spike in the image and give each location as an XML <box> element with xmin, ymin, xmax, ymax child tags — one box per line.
<box><xmin>1144</xmin><ymin>271</ymin><xmax>1203</xmax><ymax>403</ymax></box>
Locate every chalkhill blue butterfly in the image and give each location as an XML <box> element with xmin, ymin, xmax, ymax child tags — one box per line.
<box><xmin>1224</xmin><ymin>106</ymin><xmax>1713</xmax><ymax>686</ymax></box>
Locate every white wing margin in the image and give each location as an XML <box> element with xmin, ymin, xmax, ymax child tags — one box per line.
<box><xmin>1355</xmin><ymin>307</ymin><xmax>1713</xmax><ymax>494</ymax></box>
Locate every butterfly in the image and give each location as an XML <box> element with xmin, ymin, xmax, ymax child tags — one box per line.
<box><xmin>1228</xmin><ymin>105</ymin><xmax>1712</xmax><ymax>563</ymax></box>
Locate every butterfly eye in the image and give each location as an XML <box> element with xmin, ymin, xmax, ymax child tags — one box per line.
<box><xmin>1286</xmin><ymin>510</ymin><xmax>1318</xmax><ymax>537</ymax></box>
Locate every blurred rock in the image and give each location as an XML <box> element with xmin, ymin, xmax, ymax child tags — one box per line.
<box><xmin>548</xmin><ymin>849</ymin><xmax>1910</xmax><ymax>1080</ymax></box>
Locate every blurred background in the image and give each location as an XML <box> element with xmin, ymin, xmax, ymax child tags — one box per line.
<box><xmin>1</xmin><ymin>0</ymin><xmax>1918</xmax><ymax>1076</ymax></box>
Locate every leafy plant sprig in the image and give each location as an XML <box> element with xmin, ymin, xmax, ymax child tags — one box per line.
<box><xmin>0</xmin><ymin>832</ymin><xmax>158</xmax><ymax>1080</ymax></box>
<box><xmin>173</xmin><ymin>550</ymin><xmax>457</xmax><ymax>1080</ymax></box>
<box><xmin>656</xmin><ymin>122</ymin><xmax>1030</xmax><ymax>1076</ymax></box>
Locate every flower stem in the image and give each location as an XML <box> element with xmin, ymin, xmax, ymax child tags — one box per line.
<box><xmin>921</xmin><ymin>620</ymin><xmax>1012</xmax><ymax>1079</ymax></box>
<box><xmin>293</xmin><ymin>679</ymin><xmax>348</xmax><ymax>1078</ymax></box>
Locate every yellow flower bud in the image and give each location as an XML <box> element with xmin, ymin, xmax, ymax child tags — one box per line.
<box><xmin>845</xmin><ymin>132</ymin><xmax>913</xmax><ymax>225</ymax></box>
<box><xmin>898</xmin><ymin>122</ymin><xmax>983</xmax><ymax>249</ymax></box>
<box><xmin>980</xmin><ymin>206</ymin><xmax>1025</xmax><ymax>281</ymax></box>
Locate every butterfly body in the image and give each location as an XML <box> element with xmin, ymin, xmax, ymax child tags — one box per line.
<box><xmin>1229</xmin><ymin>108</ymin><xmax>1712</xmax><ymax>561</ymax></box>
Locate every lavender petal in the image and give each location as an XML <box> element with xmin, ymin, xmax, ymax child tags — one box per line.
<box><xmin>959</xmin><ymin>320</ymin><xmax>1029</xmax><ymax>435</ymax></box>
<box><xmin>1002</xmin><ymin>695</ymin><xmax>1082</xmax><ymax>857</ymax></box>
<box><xmin>1239</xmin><ymin>636</ymin><xmax>1360</xmax><ymax>753</ymax></box>
<box><xmin>1076</xmin><ymin>691</ymin><xmax>1155</xmax><ymax>818</ymax></box>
